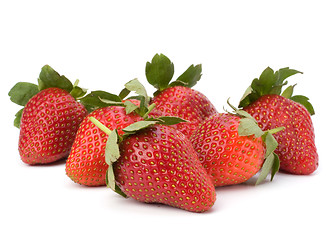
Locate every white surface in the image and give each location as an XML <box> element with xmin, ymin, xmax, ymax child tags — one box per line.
<box><xmin>1</xmin><ymin>1</ymin><xmax>330</xmax><ymax>239</ymax></box>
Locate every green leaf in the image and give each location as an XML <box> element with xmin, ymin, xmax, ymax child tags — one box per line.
<box><xmin>143</xmin><ymin>103</ymin><xmax>156</xmax><ymax>119</ymax></box>
<box><xmin>263</xmin><ymin>132</ymin><xmax>278</xmax><ymax>157</ymax></box>
<box><xmin>170</xmin><ymin>64</ymin><xmax>202</xmax><ymax>88</ymax></box>
<box><xmin>290</xmin><ymin>95</ymin><xmax>315</xmax><ymax>115</ymax></box>
<box><xmin>281</xmin><ymin>85</ymin><xmax>295</xmax><ymax>98</ymax></box>
<box><xmin>118</xmin><ymin>88</ymin><xmax>130</xmax><ymax>100</ymax></box>
<box><xmin>106</xmin><ymin>165</ymin><xmax>116</xmax><ymax>191</ymax></box>
<box><xmin>8</xmin><ymin>82</ymin><xmax>39</xmax><ymax>106</ymax></box>
<box><xmin>14</xmin><ymin>108</ymin><xmax>24</xmax><ymax>128</ymax></box>
<box><xmin>79</xmin><ymin>91</ymin><xmax>122</xmax><ymax>111</ymax></box>
<box><xmin>270</xmin><ymin>153</ymin><xmax>280</xmax><ymax>181</ymax></box>
<box><xmin>238</xmin><ymin>90</ymin><xmax>260</xmax><ymax>108</ymax></box>
<box><xmin>124</xmin><ymin>78</ymin><xmax>150</xmax><ymax>106</ymax></box>
<box><xmin>255</xmin><ymin>132</ymin><xmax>280</xmax><ymax>185</ymax></box>
<box><xmin>156</xmin><ymin>116</ymin><xmax>187</xmax><ymax>125</ymax></box>
<box><xmin>256</xmin><ymin>153</ymin><xmax>275</xmax><ymax>185</ymax></box>
<box><xmin>145</xmin><ymin>53</ymin><xmax>174</xmax><ymax>91</ymax></box>
<box><xmin>238</xmin><ymin>118</ymin><xmax>264</xmax><ymax>138</ymax></box>
<box><xmin>70</xmin><ymin>86</ymin><xmax>87</xmax><ymax>99</ymax></box>
<box><xmin>239</xmin><ymin>86</ymin><xmax>253</xmax><ymax>107</ymax></box>
<box><xmin>238</xmin><ymin>67</ymin><xmax>302</xmax><ymax>108</ymax></box>
<box><xmin>235</xmin><ymin>110</ymin><xmax>257</xmax><ymax>122</ymax></box>
<box><xmin>123</xmin><ymin>120</ymin><xmax>159</xmax><ymax>133</ymax></box>
<box><xmin>38</xmin><ymin>65</ymin><xmax>73</xmax><ymax>92</ymax></box>
<box><xmin>105</xmin><ymin>130</ymin><xmax>120</xmax><ymax>165</ymax></box>
<box><xmin>124</xmin><ymin>100</ymin><xmax>139</xmax><ymax>114</ymax></box>
<box><xmin>275</xmin><ymin>67</ymin><xmax>302</xmax><ymax>86</ymax></box>
<box><xmin>115</xmin><ymin>185</ymin><xmax>127</xmax><ymax>198</ymax></box>
<box><xmin>252</xmin><ymin>67</ymin><xmax>276</xmax><ymax>96</ymax></box>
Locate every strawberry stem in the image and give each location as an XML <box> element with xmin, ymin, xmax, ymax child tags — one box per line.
<box><xmin>143</xmin><ymin>103</ymin><xmax>156</xmax><ymax>119</ymax></box>
<box><xmin>89</xmin><ymin>117</ymin><xmax>112</xmax><ymax>136</ymax></box>
<box><xmin>266</xmin><ymin>127</ymin><xmax>285</xmax><ymax>135</ymax></box>
<box><xmin>73</xmin><ymin>79</ymin><xmax>80</xmax><ymax>87</ymax></box>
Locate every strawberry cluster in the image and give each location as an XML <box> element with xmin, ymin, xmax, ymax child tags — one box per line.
<box><xmin>8</xmin><ymin>54</ymin><xmax>318</xmax><ymax>213</ymax></box>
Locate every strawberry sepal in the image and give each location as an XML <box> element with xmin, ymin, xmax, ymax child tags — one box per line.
<box><xmin>9</xmin><ymin>65</ymin><xmax>88</xmax><ymax>128</ymax></box>
<box><xmin>145</xmin><ymin>53</ymin><xmax>202</xmax><ymax>96</ymax></box>
<box><xmin>228</xmin><ymin>100</ymin><xmax>283</xmax><ymax>184</ymax></box>
<box><xmin>38</xmin><ymin>65</ymin><xmax>74</xmax><ymax>93</ymax></box>
<box><xmin>89</xmin><ymin>114</ymin><xmax>187</xmax><ymax>197</ymax></box>
<box><xmin>238</xmin><ymin>67</ymin><xmax>315</xmax><ymax>116</ymax></box>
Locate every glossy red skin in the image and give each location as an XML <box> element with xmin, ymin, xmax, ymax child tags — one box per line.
<box><xmin>114</xmin><ymin>125</ymin><xmax>216</xmax><ymax>213</ymax></box>
<box><xmin>66</xmin><ymin>105</ymin><xmax>143</xmax><ymax>186</ymax></box>
<box><xmin>190</xmin><ymin>113</ymin><xmax>265</xmax><ymax>186</ymax></box>
<box><xmin>243</xmin><ymin>94</ymin><xmax>318</xmax><ymax>175</ymax></box>
<box><xmin>19</xmin><ymin>88</ymin><xmax>88</xmax><ymax>165</ymax></box>
<box><xmin>150</xmin><ymin>86</ymin><xmax>217</xmax><ymax>137</ymax></box>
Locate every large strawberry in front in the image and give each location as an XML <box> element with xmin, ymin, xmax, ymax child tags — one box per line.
<box><xmin>238</xmin><ymin>67</ymin><xmax>318</xmax><ymax>175</ymax></box>
<box><xmin>89</xmin><ymin>117</ymin><xmax>216</xmax><ymax>213</ymax></box>
<box><xmin>145</xmin><ymin>54</ymin><xmax>217</xmax><ymax>137</ymax></box>
<box><xmin>8</xmin><ymin>65</ymin><xmax>88</xmax><ymax>164</ymax></box>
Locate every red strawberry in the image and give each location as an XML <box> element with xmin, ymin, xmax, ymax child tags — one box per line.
<box><xmin>150</xmin><ymin>86</ymin><xmax>217</xmax><ymax>137</ymax></box>
<box><xmin>90</xmin><ymin>117</ymin><xmax>216</xmax><ymax>212</ymax></box>
<box><xmin>8</xmin><ymin>65</ymin><xmax>88</xmax><ymax>164</ymax></box>
<box><xmin>190</xmin><ymin>110</ymin><xmax>280</xmax><ymax>186</ymax></box>
<box><xmin>146</xmin><ymin>54</ymin><xmax>217</xmax><ymax>137</ymax></box>
<box><xmin>65</xmin><ymin>104</ymin><xmax>143</xmax><ymax>186</ymax></box>
<box><xmin>65</xmin><ymin>79</ymin><xmax>156</xmax><ymax>186</ymax></box>
<box><xmin>239</xmin><ymin>67</ymin><xmax>318</xmax><ymax>175</ymax></box>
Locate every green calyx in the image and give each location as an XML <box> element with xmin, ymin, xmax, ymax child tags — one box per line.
<box><xmin>8</xmin><ymin>65</ymin><xmax>87</xmax><ymax>128</ymax></box>
<box><xmin>227</xmin><ymin>100</ymin><xmax>284</xmax><ymax>185</ymax></box>
<box><xmin>79</xmin><ymin>78</ymin><xmax>154</xmax><ymax>117</ymax></box>
<box><xmin>238</xmin><ymin>67</ymin><xmax>315</xmax><ymax>115</ymax></box>
<box><xmin>145</xmin><ymin>53</ymin><xmax>202</xmax><ymax>96</ymax></box>
<box><xmin>87</xmin><ymin>77</ymin><xmax>186</xmax><ymax>195</ymax></box>
<box><xmin>89</xmin><ymin>113</ymin><xmax>186</xmax><ymax>197</ymax></box>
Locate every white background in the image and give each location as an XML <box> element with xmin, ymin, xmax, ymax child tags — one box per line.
<box><xmin>1</xmin><ymin>1</ymin><xmax>330</xmax><ymax>239</ymax></box>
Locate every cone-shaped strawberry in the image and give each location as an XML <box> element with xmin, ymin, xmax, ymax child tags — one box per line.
<box><xmin>65</xmin><ymin>79</ymin><xmax>186</xmax><ymax>186</ymax></box>
<box><xmin>8</xmin><ymin>65</ymin><xmax>88</xmax><ymax>164</ymax></box>
<box><xmin>65</xmin><ymin>99</ymin><xmax>143</xmax><ymax>186</ymax></box>
<box><xmin>190</xmin><ymin>101</ymin><xmax>283</xmax><ymax>186</ymax></box>
<box><xmin>145</xmin><ymin>54</ymin><xmax>217</xmax><ymax>137</ymax></box>
<box><xmin>89</xmin><ymin>116</ymin><xmax>216</xmax><ymax>213</ymax></box>
<box><xmin>238</xmin><ymin>67</ymin><xmax>318</xmax><ymax>175</ymax></box>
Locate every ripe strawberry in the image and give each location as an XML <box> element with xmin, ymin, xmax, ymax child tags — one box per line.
<box><xmin>145</xmin><ymin>54</ymin><xmax>217</xmax><ymax>137</ymax></box>
<box><xmin>150</xmin><ymin>86</ymin><xmax>217</xmax><ymax>137</ymax></box>
<box><xmin>65</xmin><ymin>104</ymin><xmax>143</xmax><ymax>186</ymax></box>
<box><xmin>90</xmin><ymin>117</ymin><xmax>216</xmax><ymax>212</ymax></box>
<box><xmin>190</xmin><ymin>110</ymin><xmax>281</xmax><ymax>186</ymax></box>
<box><xmin>239</xmin><ymin>67</ymin><xmax>318</xmax><ymax>175</ymax></box>
<box><xmin>65</xmin><ymin>79</ymin><xmax>156</xmax><ymax>186</ymax></box>
<box><xmin>8</xmin><ymin>65</ymin><xmax>88</xmax><ymax>164</ymax></box>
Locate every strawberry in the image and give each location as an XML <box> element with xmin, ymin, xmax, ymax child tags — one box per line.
<box><xmin>190</xmin><ymin>106</ymin><xmax>282</xmax><ymax>186</ymax></box>
<box><xmin>65</xmin><ymin>103</ymin><xmax>143</xmax><ymax>186</ymax></box>
<box><xmin>8</xmin><ymin>65</ymin><xmax>88</xmax><ymax>164</ymax></box>
<box><xmin>145</xmin><ymin>54</ymin><xmax>217</xmax><ymax>137</ymax></box>
<box><xmin>238</xmin><ymin>67</ymin><xmax>318</xmax><ymax>175</ymax></box>
<box><xmin>89</xmin><ymin>117</ymin><xmax>216</xmax><ymax>212</ymax></box>
<box><xmin>65</xmin><ymin>79</ymin><xmax>156</xmax><ymax>186</ymax></box>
